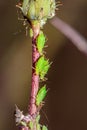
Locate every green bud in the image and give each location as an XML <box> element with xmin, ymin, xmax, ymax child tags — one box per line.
<box><xmin>21</xmin><ymin>0</ymin><xmax>56</xmax><ymax>27</ymax></box>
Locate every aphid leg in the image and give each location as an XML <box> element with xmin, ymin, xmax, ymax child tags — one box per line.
<box><xmin>44</xmin><ymin>45</ymin><xmax>48</xmax><ymax>48</ymax></box>
<box><xmin>16</xmin><ymin>4</ymin><xmax>22</xmax><ymax>10</ymax></box>
<box><xmin>40</xmin><ymin>77</ymin><xmax>48</xmax><ymax>82</ymax></box>
<box><xmin>18</xmin><ymin>17</ymin><xmax>25</xmax><ymax>21</ymax></box>
<box><xmin>55</xmin><ymin>8</ymin><xmax>59</xmax><ymax>11</ymax></box>
<box><xmin>23</xmin><ymin>19</ymin><xmax>28</xmax><ymax>26</ymax></box>
<box><xmin>43</xmin><ymin>77</ymin><xmax>48</xmax><ymax>81</ymax></box>
<box><xmin>43</xmin><ymin>50</ymin><xmax>46</xmax><ymax>55</ymax></box>
<box><xmin>37</xmin><ymin>101</ymin><xmax>45</xmax><ymax>112</ymax></box>
<box><xmin>31</xmin><ymin>66</ymin><xmax>36</xmax><ymax>71</ymax></box>
<box><xmin>32</xmin><ymin>44</ymin><xmax>37</xmax><ymax>48</ymax></box>
<box><xmin>56</xmin><ymin>1</ymin><xmax>62</xmax><ymax>4</ymax></box>
<box><xmin>56</xmin><ymin>1</ymin><xmax>63</xmax><ymax>7</ymax></box>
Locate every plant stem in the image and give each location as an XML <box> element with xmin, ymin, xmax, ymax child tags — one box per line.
<box><xmin>29</xmin><ymin>23</ymin><xmax>40</xmax><ymax>115</ymax></box>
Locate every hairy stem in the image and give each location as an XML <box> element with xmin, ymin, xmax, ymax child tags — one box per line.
<box><xmin>29</xmin><ymin>24</ymin><xmax>40</xmax><ymax>115</ymax></box>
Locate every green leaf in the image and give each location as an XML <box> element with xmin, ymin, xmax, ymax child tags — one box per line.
<box><xmin>42</xmin><ymin>125</ymin><xmax>48</xmax><ymax>130</ymax></box>
<box><xmin>36</xmin><ymin>85</ymin><xmax>47</xmax><ymax>106</ymax></box>
<box><xmin>36</xmin><ymin>31</ymin><xmax>46</xmax><ymax>54</ymax></box>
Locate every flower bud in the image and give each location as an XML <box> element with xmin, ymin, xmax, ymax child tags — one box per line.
<box><xmin>21</xmin><ymin>0</ymin><xmax>56</xmax><ymax>27</ymax></box>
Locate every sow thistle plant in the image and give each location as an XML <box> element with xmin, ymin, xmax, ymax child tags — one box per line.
<box><xmin>15</xmin><ymin>0</ymin><xmax>59</xmax><ymax>130</ymax></box>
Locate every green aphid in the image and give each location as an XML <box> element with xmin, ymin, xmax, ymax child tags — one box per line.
<box><xmin>36</xmin><ymin>85</ymin><xmax>47</xmax><ymax>106</ymax></box>
<box><xmin>36</xmin><ymin>31</ymin><xmax>46</xmax><ymax>54</ymax></box>
<box><xmin>35</xmin><ymin>56</ymin><xmax>45</xmax><ymax>75</ymax></box>
<box><xmin>29</xmin><ymin>121</ymin><xmax>34</xmax><ymax>129</ymax></box>
<box><xmin>42</xmin><ymin>125</ymin><xmax>48</xmax><ymax>130</ymax></box>
<box><xmin>20</xmin><ymin>121</ymin><xmax>27</xmax><ymax>127</ymax></box>
<box><xmin>36</xmin><ymin>123</ymin><xmax>41</xmax><ymax>130</ymax></box>
<box><xmin>36</xmin><ymin>114</ymin><xmax>40</xmax><ymax>123</ymax></box>
<box><xmin>36</xmin><ymin>56</ymin><xmax>50</xmax><ymax>80</ymax></box>
<box><xmin>40</xmin><ymin>59</ymin><xmax>50</xmax><ymax>80</ymax></box>
<box><xmin>29</xmin><ymin>28</ymin><xmax>33</xmax><ymax>37</ymax></box>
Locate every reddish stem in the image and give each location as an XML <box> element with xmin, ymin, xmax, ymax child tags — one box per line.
<box><xmin>29</xmin><ymin>23</ymin><xmax>40</xmax><ymax>115</ymax></box>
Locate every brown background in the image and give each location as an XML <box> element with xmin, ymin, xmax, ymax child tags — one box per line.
<box><xmin>0</xmin><ymin>0</ymin><xmax>87</xmax><ymax>130</ymax></box>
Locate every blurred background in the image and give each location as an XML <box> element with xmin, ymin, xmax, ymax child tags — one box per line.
<box><xmin>0</xmin><ymin>0</ymin><xmax>87</xmax><ymax>130</ymax></box>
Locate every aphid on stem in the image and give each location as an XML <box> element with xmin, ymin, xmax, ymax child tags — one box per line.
<box><xmin>15</xmin><ymin>0</ymin><xmax>57</xmax><ymax>129</ymax></box>
<box><xmin>36</xmin><ymin>85</ymin><xmax>47</xmax><ymax>106</ymax></box>
<box><xmin>35</xmin><ymin>56</ymin><xmax>51</xmax><ymax>81</ymax></box>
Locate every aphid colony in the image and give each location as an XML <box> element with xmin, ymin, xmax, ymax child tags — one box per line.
<box><xmin>15</xmin><ymin>0</ymin><xmax>58</xmax><ymax>129</ymax></box>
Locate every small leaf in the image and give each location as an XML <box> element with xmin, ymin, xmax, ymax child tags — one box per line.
<box><xmin>42</xmin><ymin>125</ymin><xmax>48</xmax><ymax>130</ymax></box>
<box><xmin>36</xmin><ymin>31</ymin><xmax>46</xmax><ymax>54</ymax></box>
<box><xmin>36</xmin><ymin>85</ymin><xmax>47</xmax><ymax>106</ymax></box>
